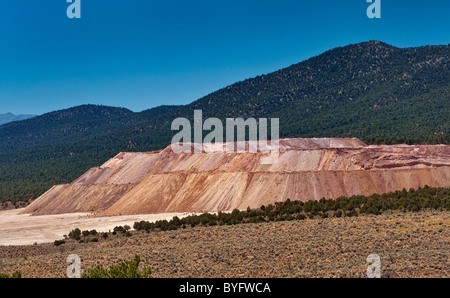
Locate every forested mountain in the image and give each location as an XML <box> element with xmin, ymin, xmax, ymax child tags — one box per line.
<box><xmin>0</xmin><ymin>41</ymin><xmax>449</xmax><ymax>204</ymax></box>
<box><xmin>0</xmin><ymin>105</ymin><xmax>134</xmax><ymax>152</ymax></box>
<box><xmin>0</xmin><ymin>113</ymin><xmax>35</xmax><ymax>126</ymax></box>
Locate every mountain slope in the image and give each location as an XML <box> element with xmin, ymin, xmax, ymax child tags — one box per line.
<box><xmin>0</xmin><ymin>41</ymin><xmax>449</xmax><ymax>204</ymax></box>
<box><xmin>186</xmin><ymin>41</ymin><xmax>449</xmax><ymax>141</ymax></box>
<box><xmin>0</xmin><ymin>105</ymin><xmax>135</xmax><ymax>152</ymax></box>
<box><xmin>86</xmin><ymin>40</ymin><xmax>449</xmax><ymax>153</ymax></box>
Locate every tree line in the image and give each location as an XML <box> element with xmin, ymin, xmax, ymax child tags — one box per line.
<box><xmin>133</xmin><ymin>186</ymin><xmax>450</xmax><ymax>232</ymax></box>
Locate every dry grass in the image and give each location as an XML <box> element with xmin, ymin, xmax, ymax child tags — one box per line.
<box><xmin>0</xmin><ymin>210</ymin><xmax>448</xmax><ymax>278</ymax></box>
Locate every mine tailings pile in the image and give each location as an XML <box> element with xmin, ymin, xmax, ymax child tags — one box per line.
<box><xmin>23</xmin><ymin>138</ymin><xmax>450</xmax><ymax>216</ymax></box>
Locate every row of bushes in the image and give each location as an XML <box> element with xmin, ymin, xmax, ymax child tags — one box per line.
<box><xmin>134</xmin><ymin>186</ymin><xmax>450</xmax><ymax>232</ymax></box>
<box><xmin>67</xmin><ymin>228</ymin><xmax>99</xmax><ymax>240</ymax></box>
<box><xmin>55</xmin><ymin>225</ymin><xmax>134</xmax><ymax>246</ymax></box>
<box><xmin>55</xmin><ymin>186</ymin><xmax>449</xmax><ymax>246</ymax></box>
<box><xmin>55</xmin><ymin>228</ymin><xmax>109</xmax><ymax>245</ymax></box>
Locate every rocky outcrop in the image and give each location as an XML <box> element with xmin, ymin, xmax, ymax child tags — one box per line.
<box><xmin>23</xmin><ymin>138</ymin><xmax>450</xmax><ymax>216</ymax></box>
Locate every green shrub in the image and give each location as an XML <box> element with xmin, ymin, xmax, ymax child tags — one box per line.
<box><xmin>0</xmin><ymin>271</ymin><xmax>22</xmax><ymax>278</ymax></box>
<box><xmin>113</xmin><ymin>226</ymin><xmax>126</xmax><ymax>234</ymax></box>
<box><xmin>68</xmin><ymin>228</ymin><xmax>81</xmax><ymax>240</ymax></box>
<box><xmin>296</xmin><ymin>214</ymin><xmax>306</xmax><ymax>220</ymax></box>
<box><xmin>54</xmin><ymin>239</ymin><xmax>66</xmax><ymax>246</ymax></box>
<box><xmin>344</xmin><ymin>210</ymin><xmax>358</xmax><ymax>217</ymax></box>
<box><xmin>82</xmin><ymin>255</ymin><xmax>151</xmax><ymax>278</ymax></box>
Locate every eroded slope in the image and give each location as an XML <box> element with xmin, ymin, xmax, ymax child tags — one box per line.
<box><xmin>23</xmin><ymin>138</ymin><xmax>450</xmax><ymax>216</ymax></box>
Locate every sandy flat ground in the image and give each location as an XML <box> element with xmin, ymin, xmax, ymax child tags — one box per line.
<box><xmin>0</xmin><ymin>209</ymin><xmax>193</xmax><ymax>246</ymax></box>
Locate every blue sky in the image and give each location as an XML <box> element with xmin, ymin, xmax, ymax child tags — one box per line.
<box><xmin>0</xmin><ymin>0</ymin><xmax>449</xmax><ymax>115</ymax></box>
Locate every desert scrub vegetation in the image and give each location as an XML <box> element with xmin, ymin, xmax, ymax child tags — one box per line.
<box><xmin>53</xmin><ymin>186</ymin><xmax>449</xmax><ymax>247</ymax></box>
<box><xmin>134</xmin><ymin>186</ymin><xmax>450</xmax><ymax>232</ymax></box>
<box><xmin>0</xmin><ymin>271</ymin><xmax>22</xmax><ymax>278</ymax></box>
<box><xmin>54</xmin><ymin>239</ymin><xmax>66</xmax><ymax>246</ymax></box>
<box><xmin>82</xmin><ymin>255</ymin><xmax>151</xmax><ymax>278</ymax></box>
<box><xmin>55</xmin><ymin>228</ymin><xmax>109</xmax><ymax>246</ymax></box>
<box><xmin>68</xmin><ymin>228</ymin><xmax>82</xmax><ymax>241</ymax></box>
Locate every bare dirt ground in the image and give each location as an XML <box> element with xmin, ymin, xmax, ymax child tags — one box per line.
<box><xmin>0</xmin><ymin>209</ymin><xmax>193</xmax><ymax>246</ymax></box>
<box><xmin>0</xmin><ymin>210</ymin><xmax>448</xmax><ymax>278</ymax></box>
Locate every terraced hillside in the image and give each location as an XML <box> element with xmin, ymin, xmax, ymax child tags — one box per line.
<box><xmin>23</xmin><ymin>138</ymin><xmax>450</xmax><ymax>216</ymax></box>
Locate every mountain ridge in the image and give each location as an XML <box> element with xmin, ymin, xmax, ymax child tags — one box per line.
<box><xmin>0</xmin><ymin>113</ymin><xmax>36</xmax><ymax>126</ymax></box>
<box><xmin>0</xmin><ymin>105</ymin><xmax>136</xmax><ymax>152</ymax></box>
<box><xmin>0</xmin><ymin>40</ymin><xmax>449</xmax><ymax>204</ymax></box>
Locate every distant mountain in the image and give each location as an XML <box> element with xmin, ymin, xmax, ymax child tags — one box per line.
<box><xmin>0</xmin><ymin>41</ymin><xmax>449</xmax><ymax>204</ymax></box>
<box><xmin>0</xmin><ymin>105</ymin><xmax>134</xmax><ymax>152</ymax></box>
<box><xmin>0</xmin><ymin>113</ymin><xmax>36</xmax><ymax>126</ymax></box>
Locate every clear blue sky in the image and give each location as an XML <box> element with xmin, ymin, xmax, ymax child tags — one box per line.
<box><xmin>0</xmin><ymin>0</ymin><xmax>449</xmax><ymax>115</ymax></box>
